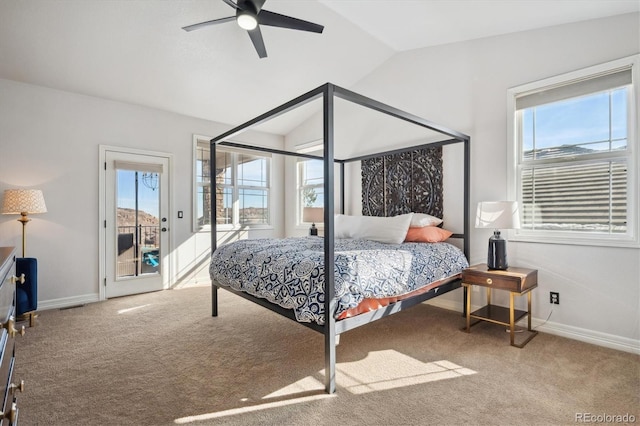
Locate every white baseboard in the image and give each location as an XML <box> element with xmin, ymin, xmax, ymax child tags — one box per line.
<box><xmin>38</xmin><ymin>293</ymin><xmax>100</xmax><ymax>311</ymax></box>
<box><xmin>532</xmin><ymin>318</ymin><xmax>640</xmax><ymax>355</ymax></box>
<box><xmin>426</xmin><ymin>297</ymin><xmax>461</xmax><ymax>312</ymax></box>
<box><xmin>426</xmin><ymin>299</ymin><xmax>640</xmax><ymax>355</ymax></box>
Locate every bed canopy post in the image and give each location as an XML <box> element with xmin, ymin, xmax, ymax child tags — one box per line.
<box><xmin>323</xmin><ymin>84</ymin><xmax>337</xmax><ymax>394</ymax></box>
<box><xmin>339</xmin><ymin>162</ymin><xmax>345</xmax><ymax>214</ymax></box>
<box><xmin>462</xmin><ymin>137</ymin><xmax>470</xmax><ymax>315</ymax></box>
<box><xmin>463</xmin><ymin>137</ymin><xmax>470</xmax><ymax>259</ymax></box>
<box><xmin>211</xmin><ymin>141</ymin><xmax>218</xmax><ymax>317</ymax></box>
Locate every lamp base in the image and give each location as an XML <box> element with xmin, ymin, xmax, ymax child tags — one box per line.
<box><xmin>18</xmin><ymin>214</ymin><xmax>31</xmax><ymax>258</ymax></box>
<box><xmin>487</xmin><ymin>230</ymin><xmax>508</xmax><ymax>270</ymax></box>
<box><xmin>309</xmin><ymin>223</ymin><xmax>318</xmax><ymax>236</ymax></box>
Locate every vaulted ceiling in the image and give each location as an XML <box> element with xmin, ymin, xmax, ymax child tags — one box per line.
<box><xmin>1</xmin><ymin>0</ymin><xmax>637</xmax><ymax>134</ymax></box>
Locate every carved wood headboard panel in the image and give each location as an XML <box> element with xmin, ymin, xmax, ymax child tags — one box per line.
<box><xmin>361</xmin><ymin>147</ymin><xmax>443</xmax><ymax>218</ymax></box>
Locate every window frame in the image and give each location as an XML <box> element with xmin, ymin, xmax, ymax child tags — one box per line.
<box><xmin>297</xmin><ymin>158</ymin><xmax>325</xmax><ymax>227</ymax></box>
<box><xmin>507</xmin><ymin>55</ymin><xmax>639</xmax><ymax>248</ymax></box>
<box><xmin>192</xmin><ymin>135</ymin><xmax>272</xmax><ymax>232</ymax></box>
<box><xmin>235</xmin><ymin>151</ymin><xmax>271</xmax><ymax>227</ymax></box>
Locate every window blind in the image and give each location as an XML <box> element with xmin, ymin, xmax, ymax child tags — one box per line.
<box><xmin>114</xmin><ymin>161</ymin><xmax>163</xmax><ymax>174</ymax></box>
<box><xmin>521</xmin><ymin>161</ymin><xmax>627</xmax><ymax>232</ymax></box>
<box><xmin>516</xmin><ymin>67</ymin><xmax>632</xmax><ymax>110</ymax></box>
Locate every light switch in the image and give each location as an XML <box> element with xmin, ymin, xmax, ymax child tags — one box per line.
<box><xmin>178</xmin><ymin>211</ymin><xmax>183</xmax><ymax>219</ymax></box>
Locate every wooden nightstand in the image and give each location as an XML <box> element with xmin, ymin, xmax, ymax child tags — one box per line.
<box><xmin>462</xmin><ymin>263</ymin><xmax>538</xmax><ymax>348</ymax></box>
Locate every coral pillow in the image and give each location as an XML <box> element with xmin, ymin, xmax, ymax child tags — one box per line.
<box><xmin>405</xmin><ymin>226</ymin><xmax>453</xmax><ymax>243</ymax></box>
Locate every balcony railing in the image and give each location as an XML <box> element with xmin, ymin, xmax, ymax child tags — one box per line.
<box><xmin>116</xmin><ymin>225</ymin><xmax>160</xmax><ymax>278</ymax></box>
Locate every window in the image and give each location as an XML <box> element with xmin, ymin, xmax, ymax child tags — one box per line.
<box><xmin>507</xmin><ymin>56</ymin><xmax>638</xmax><ymax>247</ymax></box>
<box><xmin>194</xmin><ymin>137</ymin><xmax>271</xmax><ymax>231</ymax></box>
<box><xmin>298</xmin><ymin>159</ymin><xmax>324</xmax><ymax>224</ymax></box>
<box><xmin>194</xmin><ymin>139</ymin><xmax>211</xmax><ymax>231</ymax></box>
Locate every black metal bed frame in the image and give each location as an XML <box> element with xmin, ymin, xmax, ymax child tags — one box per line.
<box><xmin>210</xmin><ymin>83</ymin><xmax>470</xmax><ymax>394</ymax></box>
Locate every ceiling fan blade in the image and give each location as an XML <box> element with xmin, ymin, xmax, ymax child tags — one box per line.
<box><xmin>182</xmin><ymin>16</ymin><xmax>236</xmax><ymax>32</ymax></box>
<box><xmin>221</xmin><ymin>0</ymin><xmax>240</xmax><ymax>10</ymax></box>
<box><xmin>257</xmin><ymin>10</ymin><xmax>324</xmax><ymax>33</ymax></box>
<box><xmin>247</xmin><ymin>26</ymin><xmax>267</xmax><ymax>58</ymax></box>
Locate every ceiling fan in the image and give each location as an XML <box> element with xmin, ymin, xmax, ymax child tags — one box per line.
<box><xmin>182</xmin><ymin>0</ymin><xmax>324</xmax><ymax>58</ymax></box>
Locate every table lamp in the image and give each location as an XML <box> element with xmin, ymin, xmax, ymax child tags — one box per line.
<box><xmin>475</xmin><ymin>201</ymin><xmax>520</xmax><ymax>270</ymax></box>
<box><xmin>303</xmin><ymin>207</ymin><xmax>323</xmax><ymax>236</ymax></box>
<box><xmin>1</xmin><ymin>189</ymin><xmax>47</xmax><ymax>257</ymax></box>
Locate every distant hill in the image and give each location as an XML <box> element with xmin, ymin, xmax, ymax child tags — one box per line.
<box><xmin>117</xmin><ymin>208</ymin><xmax>158</xmax><ymax>227</ymax></box>
<box><xmin>524</xmin><ymin>145</ymin><xmax>595</xmax><ymax>160</ymax></box>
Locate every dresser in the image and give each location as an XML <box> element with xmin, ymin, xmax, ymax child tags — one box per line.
<box><xmin>0</xmin><ymin>247</ymin><xmax>24</xmax><ymax>425</ymax></box>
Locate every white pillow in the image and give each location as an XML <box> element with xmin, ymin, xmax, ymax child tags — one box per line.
<box><xmin>410</xmin><ymin>212</ymin><xmax>443</xmax><ymax>227</ymax></box>
<box><xmin>335</xmin><ymin>214</ymin><xmax>360</xmax><ymax>238</ymax></box>
<box><xmin>335</xmin><ymin>213</ymin><xmax>413</xmax><ymax>244</ymax></box>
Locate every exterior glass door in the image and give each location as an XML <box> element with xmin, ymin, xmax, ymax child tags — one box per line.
<box><xmin>104</xmin><ymin>150</ymin><xmax>169</xmax><ymax>298</ymax></box>
<box><xmin>116</xmin><ymin>169</ymin><xmax>161</xmax><ymax>279</ymax></box>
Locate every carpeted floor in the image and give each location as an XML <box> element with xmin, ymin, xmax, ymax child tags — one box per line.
<box><xmin>14</xmin><ymin>285</ymin><xmax>639</xmax><ymax>425</ymax></box>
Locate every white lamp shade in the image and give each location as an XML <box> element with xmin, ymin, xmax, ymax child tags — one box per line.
<box><xmin>1</xmin><ymin>189</ymin><xmax>47</xmax><ymax>215</ymax></box>
<box><xmin>303</xmin><ymin>207</ymin><xmax>323</xmax><ymax>224</ymax></box>
<box><xmin>475</xmin><ymin>201</ymin><xmax>520</xmax><ymax>229</ymax></box>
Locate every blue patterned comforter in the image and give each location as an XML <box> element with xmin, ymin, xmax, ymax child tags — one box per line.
<box><xmin>209</xmin><ymin>237</ymin><xmax>468</xmax><ymax>325</ymax></box>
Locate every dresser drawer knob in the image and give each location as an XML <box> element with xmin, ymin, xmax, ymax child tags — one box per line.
<box><xmin>486</xmin><ymin>278</ymin><xmax>493</xmax><ymax>285</ymax></box>
<box><xmin>2</xmin><ymin>401</ymin><xmax>17</xmax><ymax>424</ymax></box>
<box><xmin>9</xmin><ymin>380</ymin><xmax>24</xmax><ymax>394</ymax></box>
<box><xmin>10</xmin><ymin>274</ymin><xmax>25</xmax><ymax>284</ymax></box>
<box><xmin>1</xmin><ymin>316</ymin><xmax>25</xmax><ymax>338</ymax></box>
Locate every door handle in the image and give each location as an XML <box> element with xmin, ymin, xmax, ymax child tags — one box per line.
<box><xmin>161</xmin><ymin>227</ymin><xmax>167</xmax><ymax>232</ymax></box>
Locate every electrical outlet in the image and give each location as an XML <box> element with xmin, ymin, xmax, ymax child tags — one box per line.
<box><xmin>550</xmin><ymin>292</ymin><xmax>560</xmax><ymax>305</ymax></box>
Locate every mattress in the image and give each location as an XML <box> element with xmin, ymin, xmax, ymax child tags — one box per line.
<box><xmin>210</xmin><ymin>237</ymin><xmax>469</xmax><ymax>325</ymax></box>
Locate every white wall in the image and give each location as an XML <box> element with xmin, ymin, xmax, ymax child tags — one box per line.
<box><xmin>350</xmin><ymin>13</ymin><xmax>640</xmax><ymax>352</ymax></box>
<box><xmin>0</xmin><ymin>78</ymin><xmax>283</xmax><ymax>307</ymax></box>
<box><xmin>1</xmin><ymin>12</ymin><xmax>637</xmax><ymax>353</ymax></box>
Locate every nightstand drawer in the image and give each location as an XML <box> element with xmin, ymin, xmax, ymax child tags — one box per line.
<box><xmin>462</xmin><ymin>264</ymin><xmax>537</xmax><ymax>292</ymax></box>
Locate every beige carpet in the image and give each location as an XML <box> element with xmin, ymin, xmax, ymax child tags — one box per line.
<box><xmin>14</xmin><ymin>285</ymin><xmax>639</xmax><ymax>425</ymax></box>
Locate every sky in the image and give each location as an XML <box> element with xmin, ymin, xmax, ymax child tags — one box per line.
<box><xmin>522</xmin><ymin>88</ymin><xmax>627</xmax><ymax>155</ymax></box>
<box><xmin>117</xmin><ymin>170</ymin><xmax>160</xmax><ymax>217</ymax></box>
<box><xmin>301</xmin><ymin>159</ymin><xmax>324</xmax><ymax>208</ymax></box>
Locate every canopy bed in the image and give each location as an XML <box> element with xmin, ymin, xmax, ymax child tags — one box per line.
<box><xmin>209</xmin><ymin>83</ymin><xmax>470</xmax><ymax>394</ymax></box>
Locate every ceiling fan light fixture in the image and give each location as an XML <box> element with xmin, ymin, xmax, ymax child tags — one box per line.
<box><xmin>183</xmin><ymin>0</ymin><xmax>324</xmax><ymax>58</ymax></box>
<box><xmin>237</xmin><ymin>11</ymin><xmax>258</xmax><ymax>30</ymax></box>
